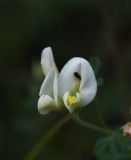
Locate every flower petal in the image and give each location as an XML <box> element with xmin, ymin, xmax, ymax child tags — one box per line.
<box><xmin>41</xmin><ymin>47</ymin><xmax>58</xmax><ymax>76</ymax></box>
<box><xmin>38</xmin><ymin>95</ymin><xmax>57</xmax><ymax>115</ymax></box>
<box><xmin>58</xmin><ymin>58</ymin><xmax>81</xmax><ymax>96</ymax></box>
<box><xmin>53</xmin><ymin>75</ymin><xmax>58</xmax><ymax>106</ymax></box>
<box><xmin>63</xmin><ymin>91</ymin><xmax>70</xmax><ymax>109</ymax></box>
<box><xmin>63</xmin><ymin>91</ymin><xmax>80</xmax><ymax>113</ymax></box>
<box><xmin>59</xmin><ymin>57</ymin><xmax>97</xmax><ymax>106</ymax></box>
<box><xmin>39</xmin><ymin>68</ymin><xmax>55</xmax><ymax>96</ymax></box>
<box><xmin>79</xmin><ymin>58</ymin><xmax>97</xmax><ymax>106</ymax></box>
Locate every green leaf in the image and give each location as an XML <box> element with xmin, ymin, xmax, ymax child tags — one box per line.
<box><xmin>95</xmin><ymin>133</ymin><xmax>131</xmax><ymax>160</ymax></box>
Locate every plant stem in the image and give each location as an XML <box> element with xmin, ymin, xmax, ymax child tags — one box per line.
<box><xmin>70</xmin><ymin>113</ymin><xmax>112</xmax><ymax>135</ymax></box>
<box><xmin>24</xmin><ymin>116</ymin><xmax>70</xmax><ymax>160</ymax></box>
<box><xmin>25</xmin><ymin>110</ymin><xmax>112</xmax><ymax>160</ymax></box>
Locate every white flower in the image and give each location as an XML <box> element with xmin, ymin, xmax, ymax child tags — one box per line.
<box><xmin>38</xmin><ymin>47</ymin><xmax>97</xmax><ymax>115</ymax></box>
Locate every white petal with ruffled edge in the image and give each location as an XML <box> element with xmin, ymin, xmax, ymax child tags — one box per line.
<box><xmin>58</xmin><ymin>58</ymin><xmax>81</xmax><ymax>96</ymax></box>
<box><xmin>39</xmin><ymin>68</ymin><xmax>55</xmax><ymax>96</ymax></box>
<box><xmin>59</xmin><ymin>57</ymin><xmax>97</xmax><ymax>107</ymax></box>
<box><xmin>79</xmin><ymin>58</ymin><xmax>97</xmax><ymax>106</ymax></box>
<box><xmin>53</xmin><ymin>74</ymin><xmax>59</xmax><ymax>107</ymax></box>
<box><xmin>41</xmin><ymin>47</ymin><xmax>58</xmax><ymax>76</ymax></box>
<box><xmin>38</xmin><ymin>95</ymin><xmax>57</xmax><ymax>115</ymax></box>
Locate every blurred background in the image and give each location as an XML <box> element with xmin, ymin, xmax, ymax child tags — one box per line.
<box><xmin>1</xmin><ymin>0</ymin><xmax>131</xmax><ymax>159</ymax></box>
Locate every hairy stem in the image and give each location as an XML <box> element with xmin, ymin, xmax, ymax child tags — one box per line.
<box><xmin>25</xmin><ymin>111</ymin><xmax>112</xmax><ymax>160</ymax></box>
<box><xmin>70</xmin><ymin>113</ymin><xmax>112</xmax><ymax>135</ymax></box>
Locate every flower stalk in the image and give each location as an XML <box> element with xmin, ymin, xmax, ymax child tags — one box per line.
<box><xmin>70</xmin><ymin>113</ymin><xmax>112</xmax><ymax>135</ymax></box>
<box><xmin>25</xmin><ymin>114</ymin><xmax>113</xmax><ymax>160</ymax></box>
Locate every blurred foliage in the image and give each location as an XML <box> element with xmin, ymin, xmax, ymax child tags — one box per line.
<box><xmin>1</xmin><ymin>0</ymin><xmax>131</xmax><ymax>159</ymax></box>
<box><xmin>90</xmin><ymin>57</ymin><xmax>104</xmax><ymax>86</ymax></box>
<box><xmin>95</xmin><ymin>131</ymin><xmax>131</xmax><ymax>160</ymax></box>
<box><xmin>90</xmin><ymin>57</ymin><xmax>101</xmax><ymax>76</ymax></box>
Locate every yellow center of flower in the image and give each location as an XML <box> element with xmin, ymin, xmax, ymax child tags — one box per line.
<box><xmin>67</xmin><ymin>95</ymin><xmax>76</xmax><ymax>105</ymax></box>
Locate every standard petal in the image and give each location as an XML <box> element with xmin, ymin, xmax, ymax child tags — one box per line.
<box><xmin>39</xmin><ymin>68</ymin><xmax>55</xmax><ymax>96</ymax></box>
<box><xmin>63</xmin><ymin>91</ymin><xmax>80</xmax><ymax>113</ymax></box>
<box><xmin>38</xmin><ymin>95</ymin><xmax>57</xmax><ymax>115</ymax></box>
<box><xmin>58</xmin><ymin>58</ymin><xmax>81</xmax><ymax>96</ymax></box>
<box><xmin>41</xmin><ymin>47</ymin><xmax>58</xmax><ymax>76</ymax></box>
<box><xmin>79</xmin><ymin>58</ymin><xmax>97</xmax><ymax>106</ymax></box>
<box><xmin>59</xmin><ymin>57</ymin><xmax>97</xmax><ymax>107</ymax></box>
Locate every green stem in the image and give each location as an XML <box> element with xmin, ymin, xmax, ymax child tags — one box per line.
<box><xmin>25</xmin><ymin>110</ymin><xmax>112</xmax><ymax>160</ymax></box>
<box><xmin>24</xmin><ymin>116</ymin><xmax>70</xmax><ymax>160</ymax></box>
<box><xmin>70</xmin><ymin>113</ymin><xmax>112</xmax><ymax>135</ymax></box>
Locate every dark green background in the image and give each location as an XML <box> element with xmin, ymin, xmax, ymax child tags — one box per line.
<box><xmin>1</xmin><ymin>0</ymin><xmax>131</xmax><ymax>159</ymax></box>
